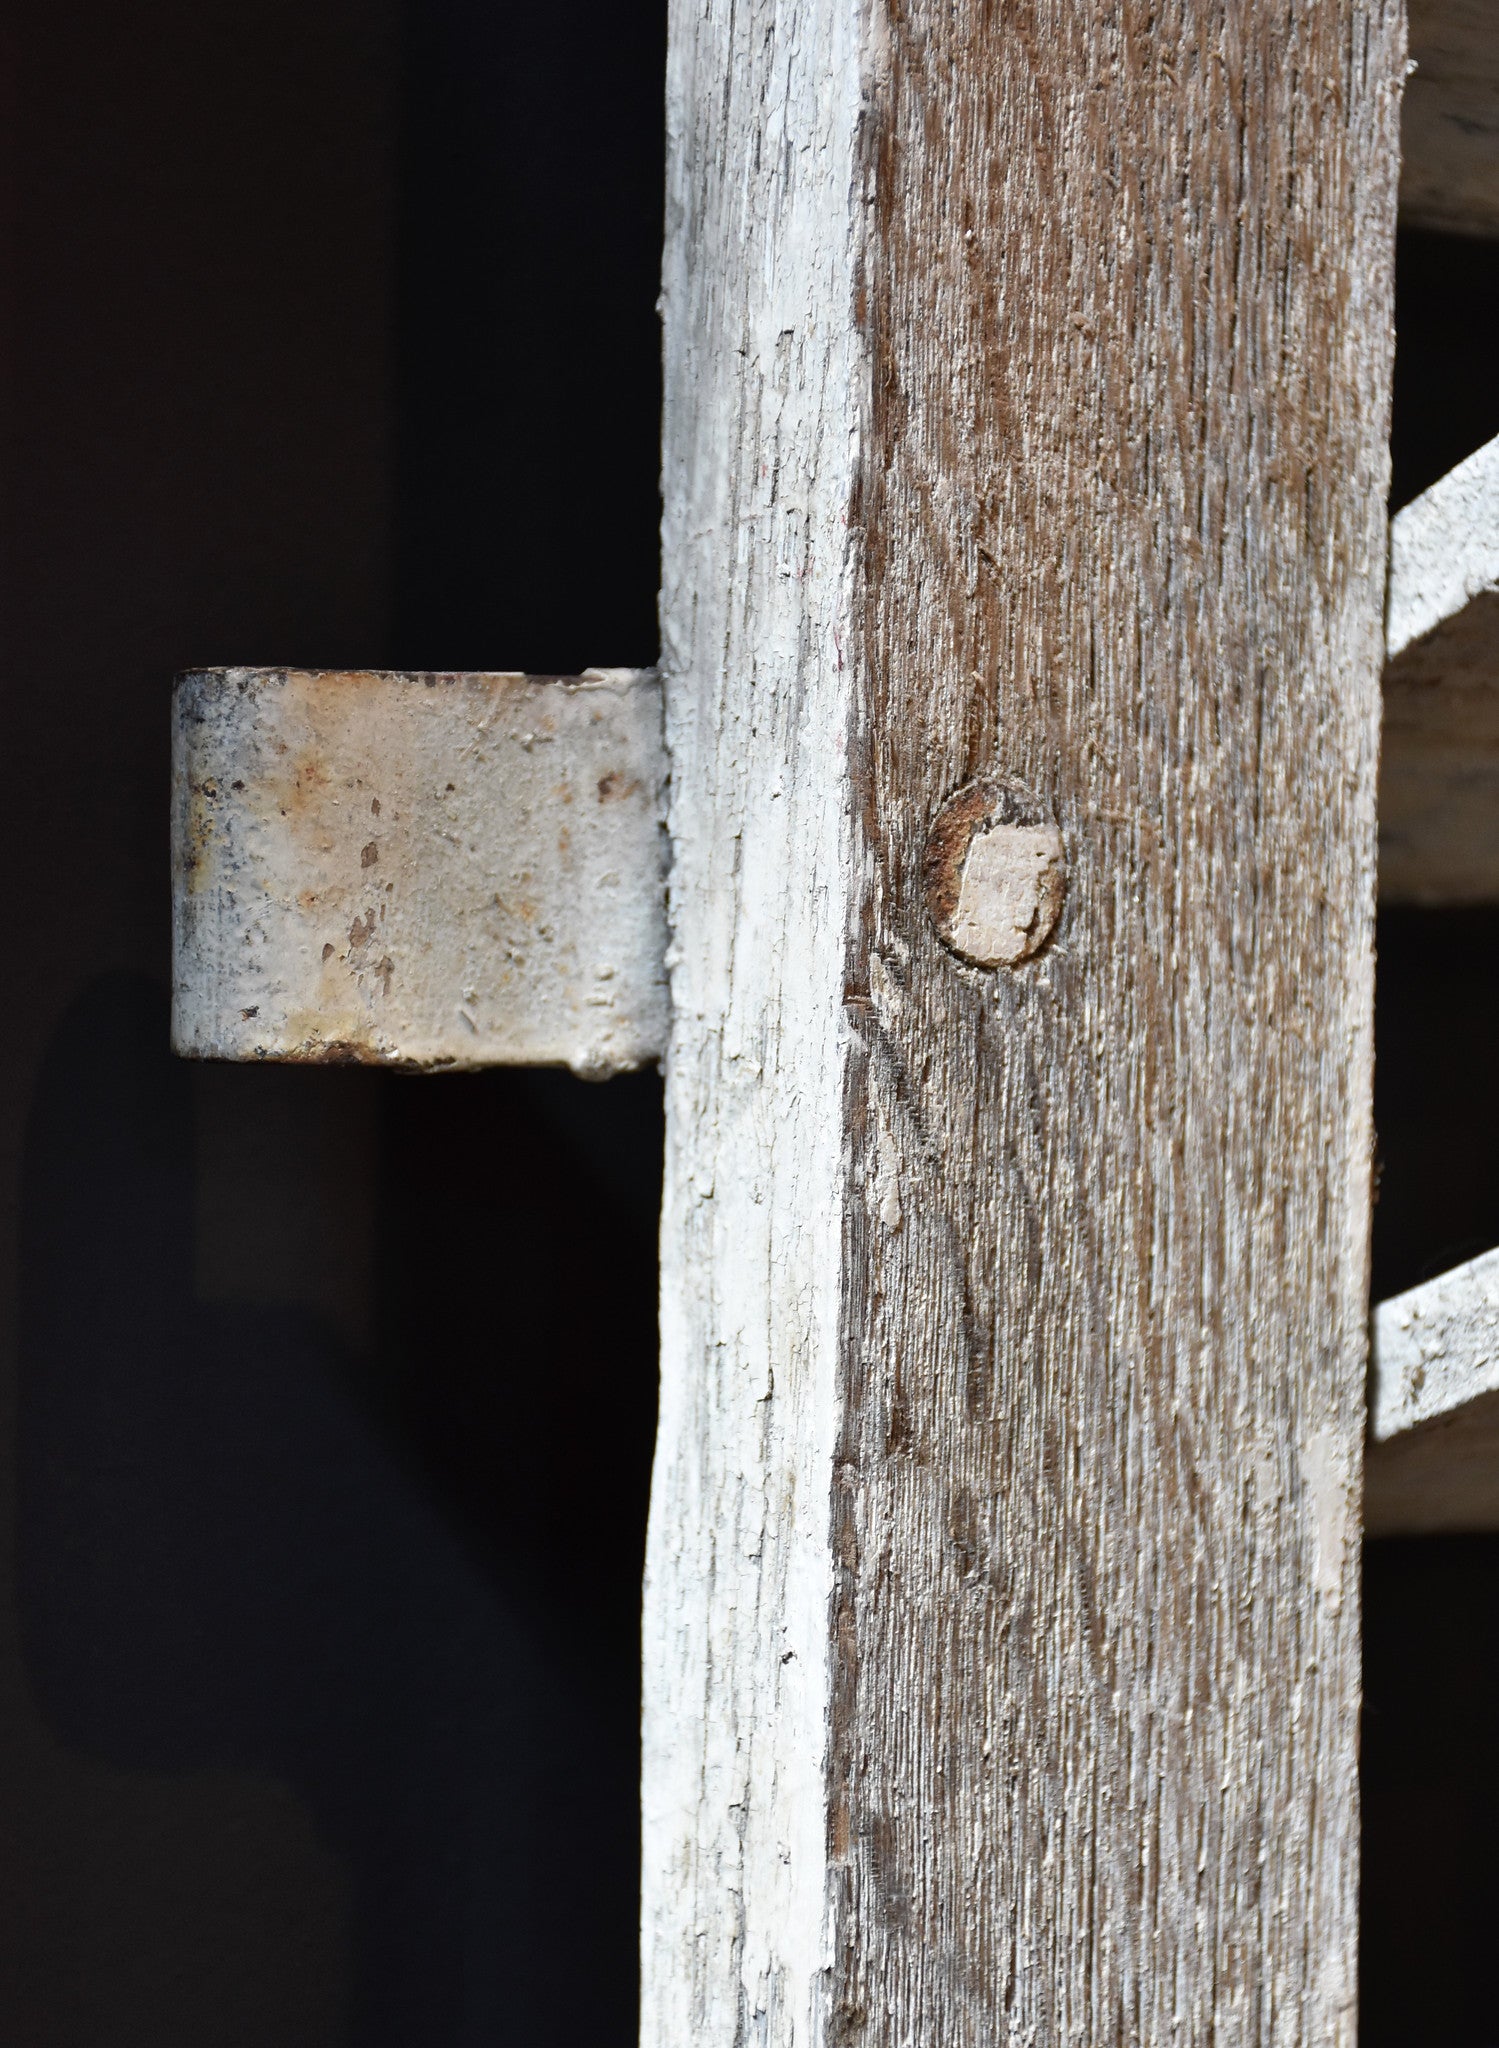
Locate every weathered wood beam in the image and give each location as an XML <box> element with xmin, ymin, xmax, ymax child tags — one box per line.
<box><xmin>1367</xmin><ymin>1247</ymin><xmax>1499</xmax><ymax>1535</ymax></box>
<box><xmin>1380</xmin><ymin>430</ymin><xmax>1499</xmax><ymax>904</ymax></box>
<box><xmin>1400</xmin><ymin>0</ymin><xmax>1499</xmax><ymax>239</ymax></box>
<box><xmin>646</xmin><ymin>3</ymin><xmax>1401</xmax><ymax>2043</ymax></box>
<box><xmin>172</xmin><ymin>667</ymin><xmax>668</xmax><ymax>1077</ymax></box>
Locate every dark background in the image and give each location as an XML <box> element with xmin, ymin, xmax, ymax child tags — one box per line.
<box><xmin>1364</xmin><ymin>227</ymin><xmax>1499</xmax><ymax>2048</ymax></box>
<box><xmin>0</xmin><ymin>2</ymin><xmax>664</xmax><ymax>2041</ymax></box>
<box><xmin>0</xmin><ymin>5</ymin><xmax>1496</xmax><ymax>2041</ymax></box>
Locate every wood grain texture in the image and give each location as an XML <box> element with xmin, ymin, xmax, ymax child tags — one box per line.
<box><xmin>647</xmin><ymin>4</ymin><xmax>1402</xmax><ymax>2043</ymax></box>
<box><xmin>1381</xmin><ymin>431</ymin><xmax>1499</xmax><ymax>903</ymax></box>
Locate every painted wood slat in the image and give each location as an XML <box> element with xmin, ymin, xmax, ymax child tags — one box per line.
<box><xmin>646</xmin><ymin>3</ymin><xmax>1402</xmax><ymax>2043</ymax></box>
<box><xmin>1367</xmin><ymin>1248</ymin><xmax>1499</xmax><ymax>1535</ymax></box>
<box><xmin>171</xmin><ymin>667</ymin><xmax>668</xmax><ymax>1077</ymax></box>
<box><xmin>1381</xmin><ymin>430</ymin><xmax>1499</xmax><ymax>903</ymax></box>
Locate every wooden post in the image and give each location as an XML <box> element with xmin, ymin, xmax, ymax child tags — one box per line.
<box><xmin>646</xmin><ymin>3</ymin><xmax>1403</xmax><ymax>2043</ymax></box>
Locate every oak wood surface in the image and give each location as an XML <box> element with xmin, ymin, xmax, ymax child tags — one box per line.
<box><xmin>647</xmin><ymin>5</ymin><xmax>1403</xmax><ymax>2042</ymax></box>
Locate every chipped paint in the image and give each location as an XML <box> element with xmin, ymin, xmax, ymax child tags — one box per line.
<box><xmin>1300</xmin><ymin>1428</ymin><xmax>1352</xmax><ymax>1613</ymax></box>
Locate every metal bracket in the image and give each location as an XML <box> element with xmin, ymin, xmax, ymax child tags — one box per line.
<box><xmin>171</xmin><ymin>437</ymin><xmax>1499</xmax><ymax>1066</ymax></box>
<box><xmin>172</xmin><ymin>667</ymin><xmax>668</xmax><ymax>1078</ymax></box>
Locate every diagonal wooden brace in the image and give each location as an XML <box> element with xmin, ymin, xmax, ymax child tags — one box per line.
<box><xmin>1381</xmin><ymin>429</ymin><xmax>1499</xmax><ymax>904</ymax></box>
<box><xmin>1367</xmin><ymin>1247</ymin><xmax>1499</xmax><ymax>1536</ymax></box>
<box><xmin>171</xmin><ymin>666</ymin><xmax>669</xmax><ymax>1078</ymax></box>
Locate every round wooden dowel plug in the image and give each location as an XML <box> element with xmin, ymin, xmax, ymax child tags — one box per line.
<box><xmin>923</xmin><ymin>776</ymin><xmax>1066</xmax><ymax>967</ymax></box>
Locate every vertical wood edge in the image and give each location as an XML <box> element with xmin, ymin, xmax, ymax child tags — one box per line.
<box><xmin>647</xmin><ymin>1</ymin><xmax>865</xmax><ymax>2038</ymax></box>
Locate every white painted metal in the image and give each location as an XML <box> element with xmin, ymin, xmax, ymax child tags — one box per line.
<box><xmin>172</xmin><ymin>667</ymin><xmax>668</xmax><ymax>1077</ymax></box>
<box><xmin>1381</xmin><ymin>430</ymin><xmax>1499</xmax><ymax>903</ymax></box>
<box><xmin>1367</xmin><ymin>1247</ymin><xmax>1499</xmax><ymax>1534</ymax></box>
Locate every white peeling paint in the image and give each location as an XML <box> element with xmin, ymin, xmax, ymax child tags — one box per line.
<box><xmin>1300</xmin><ymin>1428</ymin><xmax>1352</xmax><ymax>1613</ymax></box>
<box><xmin>643</xmin><ymin>0</ymin><xmax>861</xmax><ymax>2037</ymax></box>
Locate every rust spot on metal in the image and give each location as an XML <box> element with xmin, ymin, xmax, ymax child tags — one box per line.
<box><xmin>276</xmin><ymin>1038</ymin><xmax>389</xmax><ymax>1067</ymax></box>
<box><xmin>281</xmin><ymin>749</ymin><xmax>332</xmax><ymax>822</ymax></box>
<box><xmin>269</xmin><ymin>1037</ymin><xmax>453</xmax><ymax>1072</ymax></box>
<box><xmin>598</xmin><ymin>770</ymin><xmax>641</xmax><ymax>803</ymax></box>
<box><xmin>361</xmin><ymin>840</ymin><xmax>379</xmax><ymax>868</ymax></box>
<box><xmin>182</xmin><ymin>782</ymin><xmax>222</xmax><ymax>893</ymax></box>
